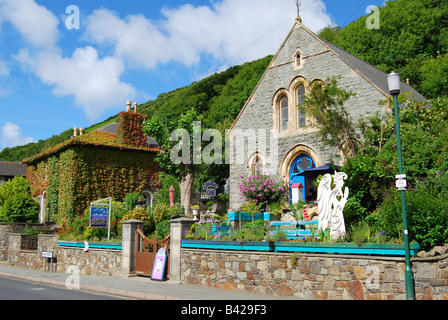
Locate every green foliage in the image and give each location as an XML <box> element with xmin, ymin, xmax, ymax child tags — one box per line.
<box><xmin>237</xmin><ymin>220</ymin><xmax>267</xmax><ymax>241</ymax></box>
<box><xmin>238</xmin><ymin>174</ymin><xmax>290</xmax><ymax>207</ymax></box>
<box><xmin>151</xmin><ymin>202</ymin><xmax>170</xmax><ymax>225</ymax></box>
<box><xmin>59</xmin><ymin>200</ymin><xmax>127</xmax><ymax>241</ymax></box>
<box><xmin>342</xmin><ymin>95</ymin><xmax>448</xmax><ymax>249</ymax></box>
<box><xmin>239</xmin><ymin>199</ymin><xmax>262</xmax><ymax>220</ymax></box>
<box><xmin>301</xmin><ymin>76</ymin><xmax>359</xmax><ymax>159</ymax></box>
<box><xmin>27</xmin><ymin>143</ymin><xmax>160</xmax><ymax>229</ymax></box>
<box><xmin>153</xmin><ymin>173</ymin><xmax>181</xmax><ymax>205</ymax></box>
<box><xmin>370</xmin><ymin>173</ymin><xmax>448</xmax><ymax>251</ymax></box>
<box><xmin>0</xmin><ymin>176</ymin><xmax>31</xmax><ymax>206</ymax></box>
<box><xmin>343</xmin><ymin>97</ymin><xmax>448</xmax><ymax>226</ymax></box>
<box><xmin>120</xmin><ymin>207</ymin><xmax>155</xmax><ymax>236</ymax></box>
<box><xmin>124</xmin><ymin>191</ymin><xmax>140</xmax><ymax>211</ymax></box>
<box><xmin>420</xmin><ymin>53</ymin><xmax>448</xmax><ymax>99</ymax></box>
<box><xmin>0</xmin><ymin>193</ymin><xmax>39</xmax><ymax>223</ymax></box>
<box><xmin>0</xmin><ymin>129</ymin><xmax>73</xmax><ymax>162</ymax></box>
<box><xmin>318</xmin><ymin>0</ymin><xmax>448</xmax><ymax>99</ymax></box>
<box><xmin>289</xmin><ymin>201</ymin><xmax>306</xmax><ymax>222</ymax></box>
<box><xmin>155</xmin><ymin>220</ymin><xmax>171</xmax><ymax>240</ymax></box>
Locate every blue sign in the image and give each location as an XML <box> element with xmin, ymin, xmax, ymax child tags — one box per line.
<box><xmin>90</xmin><ymin>207</ymin><xmax>108</xmax><ymax>228</ymax></box>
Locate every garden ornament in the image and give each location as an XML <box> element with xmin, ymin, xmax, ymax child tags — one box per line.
<box><xmin>317</xmin><ymin>171</ymin><xmax>349</xmax><ymax>240</ymax></box>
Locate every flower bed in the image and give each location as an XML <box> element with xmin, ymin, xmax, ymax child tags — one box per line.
<box><xmin>181</xmin><ymin>240</ymin><xmax>420</xmax><ymax>256</ymax></box>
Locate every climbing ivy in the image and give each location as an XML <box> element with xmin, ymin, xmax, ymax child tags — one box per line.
<box><xmin>25</xmin><ymin>131</ymin><xmax>160</xmax><ymax>229</ymax></box>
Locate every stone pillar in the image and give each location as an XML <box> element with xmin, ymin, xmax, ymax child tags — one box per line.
<box><xmin>121</xmin><ymin>220</ymin><xmax>144</xmax><ymax>277</ymax></box>
<box><xmin>169</xmin><ymin>218</ymin><xmax>195</xmax><ymax>283</ymax></box>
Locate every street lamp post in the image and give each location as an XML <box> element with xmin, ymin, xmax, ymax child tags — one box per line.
<box><xmin>387</xmin><ymin>71</ymin><xmax>415</xmax><ymax>300</ymax></box>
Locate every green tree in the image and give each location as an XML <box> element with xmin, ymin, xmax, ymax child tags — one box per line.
<box><xmin>0</xmin><ymin>176</ymin><xmax>32</xmax><ymax>206</ymax></box>
<box><xmin>144</xmin><ymin>109</ymin><xmax>204</xmax><ymax>216</ymax></box>
<box><xmin>342</xmin><ymin>96</ymin><xmax>448</xmax><ymax>228</ymax></box>
<box><xmin>318</xmin><ymin>0</ymin><xmax>448</xmax><ymax>98</ymax></box>
<box><xmin>0</xmin><ymin>193</ymin><xmax>39</xmax><ymax>223</ymax></box>
<box><xmin>301</xmin><ymin>76</ymin><xmax>360</xmax><ymax>162</ymax></box>
<box><xmin>420</xmin><ymin>53</ymin><xmax>448</xmax><ymax>99</ymax></box>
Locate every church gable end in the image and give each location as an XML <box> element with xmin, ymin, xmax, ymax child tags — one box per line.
<box><xmin>229</xmin><ymin>17</ymin><xmax>423</xmax><ymax>210</ymax></box>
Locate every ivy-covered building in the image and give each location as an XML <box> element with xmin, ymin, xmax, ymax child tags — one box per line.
<box><xmin>22</xmin><ymin>107</ymin><xmax>160</xmax><ymax>224</ymax></box>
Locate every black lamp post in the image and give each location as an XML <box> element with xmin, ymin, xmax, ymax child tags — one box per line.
<box><xmin>387</xmin><ymin>71</ymin><xmax>415</xmax><ymax>300</ymax></box>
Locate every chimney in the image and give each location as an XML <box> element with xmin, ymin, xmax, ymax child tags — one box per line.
<box><xmin>134</xmin><ymin>102</ymin><xmax>138</xmax><ymax>113</ymax></box>
<box><xmin>126</xmin><ymin>100</ymin><xmax>132</xmax><ymax>112</ymax></box>
<box><xmin>73</xmin><ymin>127</ymin><xmax>78</xmax><ymax>137</ymax></box>
<box><xmin>79</xmin><ymin>128</ymin><xmax>84</xmax><ymax>136</ymax></box>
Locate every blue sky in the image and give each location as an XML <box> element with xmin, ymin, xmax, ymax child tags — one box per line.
<box><xmin>0</xmin><ymin>0</ymin><xmax>385</xmax><ymax>151</ymax></box>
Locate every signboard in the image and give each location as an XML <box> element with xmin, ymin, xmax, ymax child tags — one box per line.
<box><xmin>42</xmin><ymin>251</ymin><xmax>53</xmax><ymax>258</ymax></box>
<box><xmin>203</xmin><ymin>181</ymin><xmax>218</xmax><ymax>198</ymax></box>
<box><xmin>151</xmin><ymin>248</ymin><xmax>167</xmax><ymax>281</ymax></box>
<box><xmin>90</xmin><ymin>207</ymin><xmax>108</xmax><ymax>228</ymax></box>
<box><xmin>89</xmin><ymin>197</ymin><xmax>112</xmax><ymax>240</ymax></box>
<box><xmin>396</xmin><ymin>174</ymin><xmax>408</xmax><ymax>191</ymax></box>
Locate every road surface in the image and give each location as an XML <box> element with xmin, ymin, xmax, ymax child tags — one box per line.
<box><xmin>0</xmin><ymin>275</ymin><xmax>126</xmax><ymax>300</ymax></box>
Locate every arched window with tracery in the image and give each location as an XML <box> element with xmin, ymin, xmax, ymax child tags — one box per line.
<box><xmin>280</xmin><ymin>95</ymin><xmax>289</xmax><ymax>132</ymax></box>
<box><xmin>297</xmin><ymin>84</ymin><xmax>306</xmax><ymax>128</ymax></box>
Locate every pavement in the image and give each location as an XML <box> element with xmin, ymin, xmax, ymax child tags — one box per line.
<box><xmin>0</xmin><ymin>263</ymin><xmax>295</xmax><ymax>300</ymax></box>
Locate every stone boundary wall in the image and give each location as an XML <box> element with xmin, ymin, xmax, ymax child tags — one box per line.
<box><xmin>7</xmin><ymin>234</ymin><xmax>122</xmax><ymax>277</ymax></box>
<box><xmin>0</xmin><ymin>223</ymin><xmax>58</xmax><ymax>261</ymax></box>
<box><xmin>180</xmin><ymin>249</ymin><xmax>448</xmax><ymax>300</ymax></box>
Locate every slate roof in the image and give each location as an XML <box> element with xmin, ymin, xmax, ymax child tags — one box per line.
<box><xmin>318</xmin><ymin>37</ymin><xmax>427</xmax><ymax>102</ymax></box>
<box><xmin>0</xmin><ymin>161</ymin><xmax>26</xmax><ymax>177</ymax></box>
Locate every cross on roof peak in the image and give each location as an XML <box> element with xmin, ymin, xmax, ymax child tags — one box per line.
<box><xmin>295</xmin><ymin>0</ymin><xmax>302</xmax><ymax>23</ymax></box>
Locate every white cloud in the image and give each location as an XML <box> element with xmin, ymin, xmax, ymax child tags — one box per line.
<box><xmin>1</xmin><ymin>0</ymin><xmax>333</xmax><ymax>122</ymax></box>
<box><xmin>84</xmin><ymin>0</ymin><xmax>333</xmax><ymax>70</ymax></box>
<box><xmin>0</xmin><ymin>0</ymin><xmax>59</xmax><ymax>49</ymax></box>
<box><xmin>0</xmin><ymin>121</ymin><xmax>35</xmax><ymax>148</ymax></box>
<box><xmin>2</xmin><ymin>0</ymin><xmax>137</xmax><ymax>121</ymax></box>
<box><xmin>15</xmin><ymin>47</ymin><xmax>136</xmax><ymax>121</ymax></box>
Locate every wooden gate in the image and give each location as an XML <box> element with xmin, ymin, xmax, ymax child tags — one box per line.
<box><xmin>136</xmin><ymin>226</ymin><xmax>170</xmax><ymax>278</ymax></box>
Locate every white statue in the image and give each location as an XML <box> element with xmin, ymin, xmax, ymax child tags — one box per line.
<box><xmin>317</xmin><ymin>171</ymin><xmax>349</xmax><ymax>240</ymax></box>
<box><xmin>317</xmin><ymin>173</ymin><xmax>332</xmax><ymax>232</ymax></box>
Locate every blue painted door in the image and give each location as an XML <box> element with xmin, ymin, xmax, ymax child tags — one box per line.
<box><xmin>289</xmin><ymin>154</ymin><xmax>315</xmax><ymax>202</ymax></box>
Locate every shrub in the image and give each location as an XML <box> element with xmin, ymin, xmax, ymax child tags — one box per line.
<box><xmin>238</xmin><ymin>174</ymin><xmax>290</xmax><ymax>206</ymax></box>
<box><xmin>120</xmin><ymin>207</ymin><xmax>155</xmax><ymax>236</ymax></box>
<box><xmin>236</xmin><ymin>219</ymin><xmax>266</xmax><ymax>241</ymax></box>
<box><xmin>151</xmin><ymin>202</ymin><xmax>170</xmax><ymax>224</ymax></box>
<box><xmin>371</xmin><ymin>172</ymin><xmax>448</xmax><ymax>251</ymax></box>
<box><xmin>0</xmin><ymin>193</ymin><xmax>39</xmax><ymax>223</ymax></box>
<box><xmin>0</xmin><ymin>176</ymin><xmax>31</xmax><ymax>206</ymax></box>
<box><xmin>124</xmin><ymin>191</ymin><xmax>140</xmax><ymax>211</ymax></box>
<box><xmin>155</xmin><ymin>220</ymin><xmax>171</xmax><ymax>240</ymax></box>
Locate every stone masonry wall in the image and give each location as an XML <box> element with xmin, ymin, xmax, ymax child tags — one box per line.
<box><xmin>181</xmin><ymin>249</ymin><xmax>448</xmax><ymax>300</ymax></box>
<box><xmin>7</xmin><ymin>234</ymin><xmax>122</xmax><ymax>277</ymax></box>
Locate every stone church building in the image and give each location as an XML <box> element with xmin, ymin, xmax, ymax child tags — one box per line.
<box><xmin>228</xmin><ymin>15</ymin><xmax>426</xmax><ymax>210</ymax></box>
